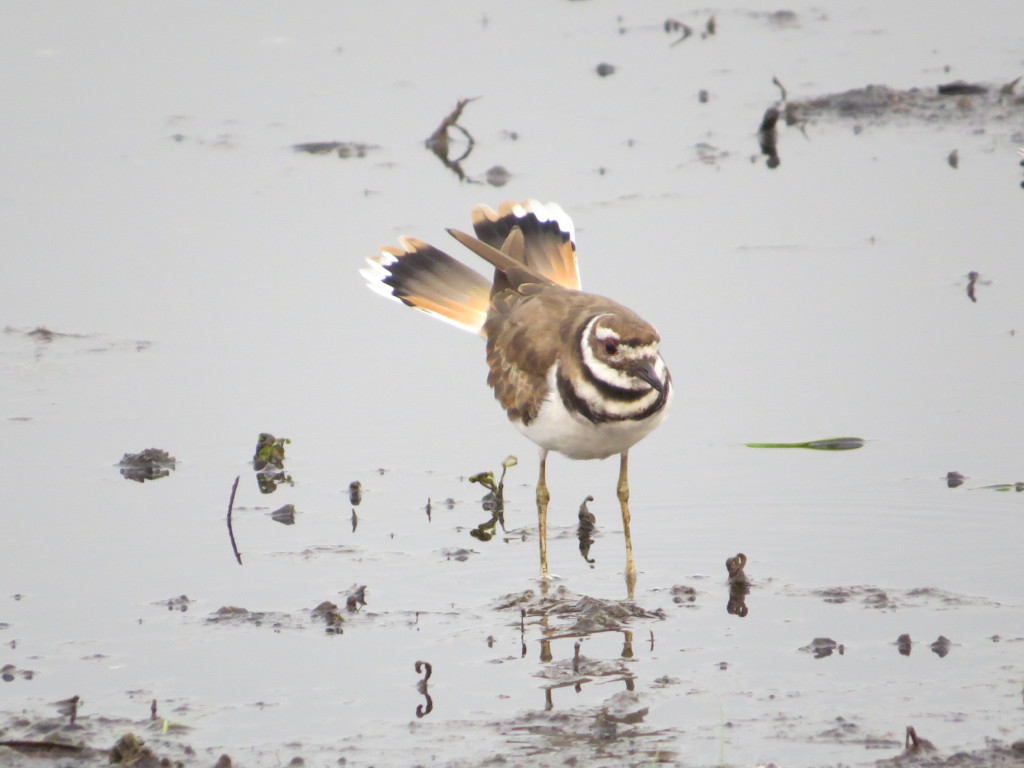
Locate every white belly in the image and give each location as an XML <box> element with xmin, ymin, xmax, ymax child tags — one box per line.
<box><xmin>514</xmin><ymin>368</ymin><xmax>672</xmax><ymax>460</ymax></box>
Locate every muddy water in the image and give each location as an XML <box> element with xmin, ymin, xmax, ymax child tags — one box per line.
<box><xmin>2</xmin><ymin>2</ymin><xmax>1022</xmax><ymax>767</ymax></box>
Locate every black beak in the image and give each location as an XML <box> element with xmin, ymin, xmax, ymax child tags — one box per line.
<box><xmin>633</xmin><ymin>360</ymin><xmax>664</xmax><ymax>392</ymax></box>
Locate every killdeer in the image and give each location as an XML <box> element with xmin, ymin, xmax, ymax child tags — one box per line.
<box><xmin>362</xmin><ymin>200</ymin><xmax>671</xmax><ymax>588</ymax></box>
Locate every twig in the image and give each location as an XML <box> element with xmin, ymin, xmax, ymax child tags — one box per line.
<box><xmin>771</xmin><ymin>75</ymin><xmax>787</xmax><ymax>102</ymax></box>
<box><xmin>226</xmin><ymin>475</ymin><xmax>242</xmax><ymax>565</ymax></box>
<box><xmin>424</xmin><ymin>98</ymin><xmax>480</xmax><ymax>181</ymax></box>
<box><xmin>664</xmin><ymin>18</ymin><xmax>693</xmax><ymax>46</ymax></box>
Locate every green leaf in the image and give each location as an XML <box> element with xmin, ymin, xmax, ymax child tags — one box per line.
<box><xmin>746</xmin><ymin>437</ymin><xmax>865</xmax><ymax>451</ymax></box>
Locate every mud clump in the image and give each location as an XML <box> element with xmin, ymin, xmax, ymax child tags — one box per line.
<box><xmin>119</xmin><ymin>448</ymin><xmax>176</xmax><ymax>482</ymax></box>
<box><xmin>876</xmin><ymin>736</ymin><xmax>1024</xmax><ymax>767</ymax></box>
<box><xmin>495</xmin><ymin>587</ymin><xmax>664</xmax><ymax>637</ymax></box>
<box><xmin>790</xmin><ymin>79</ymin><xmax>1024</xmax><ymax>133</ymax></box>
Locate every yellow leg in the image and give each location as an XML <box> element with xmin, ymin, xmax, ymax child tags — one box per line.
<box><xmin>617</xmin><ymin>451</ymin><xmax>637</xmax><ymax>598</ymax></box>
<box><xmin>536</xmin><ymin>449</ymin><xmax>550</xmax><ymax>580</ymax></box>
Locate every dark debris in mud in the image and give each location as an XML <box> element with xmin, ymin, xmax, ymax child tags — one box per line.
<box><xmin>199</xmin><ymin>588</ymin><xmax>373</xmax><ymax>634</ymax></box>
<box><xmin>793</xmin><ymin>585</ymin><xmax>1002</xmax><ymax>610</ymax></box>
<box><xmin>311</xmin><ymin>600</ymin><xmax>345</xmax><ymax>633</ymax></box>
<box><xmin>293</xmin><ymin>543</ymin><xmax>361</xmax><ymax>559</ymax></box>
<box><xmin>0</xmin><ymin>710</ymin><xmax>197</xmax><ymax>768</ymax></box>
<box><xmin>204</xmin><ymin>605</ymin><xmax>294</xmax><ymax>629</ymax></box>
<box><xmin>270</xmin><ymin>503</ymin><xmax>297</xmax><ymax>525</ymax></box>
<box><xmin>3</xmin><ymin>325</ymin><xmax>151</xmax><ymax>359</ymax></box>
<box><xmin>788</xmin><ymin>78</ymin><xmax>1024</xmax><ymax>133</ymax></box>
<box><xmin>799</xmin><ymin>636</ymin><xmax>845</xmax><ymax>658</ymax></box>
<box><xmin>292</xmin><ymin>140</ymin><xmax>379</xmax><ymax>158</ymax></box>
<box><xmin>534</xmin><ymin>636</ymin><xmax>636</xmax><ymax>692</ymax></box>
<box><xmin>1</xmin><ymin>664</ymin><xmax>35</xmax><ymax>682</ymax></box>
<box><xmin>156</xmin><ymin>595</ymin><xmax>192</xmax><ymax>612</ymax></box>
<box><xmin>118</xmin><ymin>448</ymin><xmax>176</xmax><ymax>483</ymax></box>
<box><xmin>499</xmin><ymin>695</ymin><xmax>679</xmax><ymax>767</ymax></box>
<box><xmin>811</xmin><ymin>715</ymin><xmax>900</xmax><ymax>749</ymax></box>
<box><xmin>668</xmin><ymin>584</ymin><xmax>697</xmax><ymax>606</ymax></box>
<box><xmin>348</xmin><ymin>480</ymin><xmax>362</xmax><ymax>506</ymax></box>
<box><xmin>442</xmin><ymin>546</ymin><xmax>478</xmax><ymax>561</ymax></box>
<box><xmin>877</xmin><ymin>736</ymin><xmax>1024</xmax><ymax>768</ymax></box>
<box><xmin>494</xmin><ymin>587</ymin><xmax>664</xmax><ymax>638</ymax></box>
<box><xmin>755</xmin><ymin>75</ymin><xmax>1024</xmax><ymax>169</ymax></box>
<box><xmin>5</xmin><ymin>325</ymin><xmax>89</xmax><ymax>344</ymax></box>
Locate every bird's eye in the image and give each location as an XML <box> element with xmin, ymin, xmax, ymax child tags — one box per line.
<box><xmin>604</xmin><ymin>339</ymin><xmax>618</xmax><ymax>355</ymax></box>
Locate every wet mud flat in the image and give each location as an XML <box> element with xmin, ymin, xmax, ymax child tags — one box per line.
<box><xmin>3</xmin><ymin>529</ymin><xmax>1022</xmax><ymax>768</ymax></box>
<box><xmin>4</xmin><ymin>159</ymin><xmax>1024</xmax><ymax>768</ymax></box>
<box><xmin>754</xmin><ymin>76</ymin><xmax>1024</xmax><ymax>169</ymax></box>
<box><xmin>4</xmin><ymin>3</ymin><xmax>1024</xmax><ymax>768</ymax></box>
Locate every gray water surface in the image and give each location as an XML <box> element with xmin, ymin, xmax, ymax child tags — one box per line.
<box><xmin>2</xmin><ymin>2</ymin><xmax>1022</xmax><ymax>766</ymax></box>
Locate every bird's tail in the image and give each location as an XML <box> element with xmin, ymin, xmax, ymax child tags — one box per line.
<box><xmin>361</xmin><ymin>237</ymin><xmax>491</xmax><ymax>335</ymax></box>
<box><xmin>470</xmin><ymin>200</ymin><xmax>580</xmax><ymax>290</ymax></box>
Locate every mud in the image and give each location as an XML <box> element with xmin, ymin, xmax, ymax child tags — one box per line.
<box><xmin>3</xmin><ymin>2</ymin><xmax>1022</xmax><ymax>767</ymax></box>
<box><xmin>119</xmin><ymin>448</ymin><xmax>177</xmax><ymax>483</ymax></box>
<box><xmin>788</xmin><ymin>79</ymin><xmax>1024</xmax><ymax>132</ymax></box>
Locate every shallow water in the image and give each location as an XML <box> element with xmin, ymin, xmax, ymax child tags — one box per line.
<box><xmin>2</xmin><ymin>2</ymin><xmax>1022</xmax><ymax>766</ymax></box>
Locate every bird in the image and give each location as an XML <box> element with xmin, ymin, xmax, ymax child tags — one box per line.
<box><xmin>361</xmin><ymin>200</ymin><xmax>672</xmax><ymax>591</ymax></box>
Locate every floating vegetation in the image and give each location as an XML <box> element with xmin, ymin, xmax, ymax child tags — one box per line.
<box><xmin>311</xmin><ymin>601</ymin><xmax>345</xmax><ymax>634</ymax></box>
<box><xmin>468</xmin><ymin>456</ymin><xmax>517</xmax><ymax>541</ymax></box>
<box><xmin>253</xmin><ymin>433</ymin><xmax>292</xmax><ymax>493</ymax></box>
<box><xmin>109</xmin><ymin>733</ymin><xmax>155</xmax><ymax>765</ymax></box>
<box><xmin>746</xmin><ymin>437</ymin><xmax>865</xmax><ymax>450</ymax></box>
<box><xmin>972</xmin><ymin>482</ymin><xmax>1024</xmax><ymax>492</ymax></box>
<box><xmin>253</xmin><ymin>433</ymin><xmax>289</xmax><ymax>471</ymax></box>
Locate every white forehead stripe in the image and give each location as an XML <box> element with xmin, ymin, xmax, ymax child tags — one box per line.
<box><xmin>619</xmin><ymin>342</ymin><xmax>658</xmax><ymax>361</ymax></box>
<box><xmin>592</xmin><ymin>314</ymin><xmax>616</xmax><ymax>341</ymax></box>
<box><xmin>592</xmin><ymin>316</ymin><xmax>660</xmax><ymax>361</ymax></box>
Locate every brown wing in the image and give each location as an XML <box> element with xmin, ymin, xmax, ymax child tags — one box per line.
<box><xmin>484</xmin><ymin>285</ymin><xmax>605</xmax><ymax>425</ymax></box>
<box><xmin>471</xmin><ymin>200</ymin><xmax>581</xmax><ymax>290</ymax></box>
